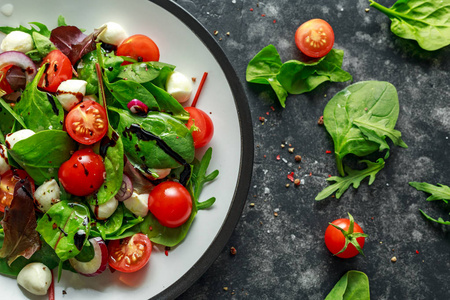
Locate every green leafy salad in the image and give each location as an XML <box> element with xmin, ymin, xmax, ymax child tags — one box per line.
<box><xmin>0</xmin><ymin>16</ymin><xmax>217</xmax><ymax>296</ymax></box>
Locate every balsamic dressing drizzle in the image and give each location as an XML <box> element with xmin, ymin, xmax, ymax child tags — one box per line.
<box><xmin>123</xmin><ymin>124</ymin><xmax>191</xmax><ymax>186</ymax></box>
<box><xmin>46</xmin><ymin>93</ymin><xmax>60</xmax><ymax>116</ymax></box>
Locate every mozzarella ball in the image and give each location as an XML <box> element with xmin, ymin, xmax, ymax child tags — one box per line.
<box><xmin>0</xmin><ymin>144</ymin><xmax>10</xmax><ymax>175</ymax></box>
<box><xmin>34</xmin><ymin>179</ymin><xmax>60</xmax><ymax>212</ymax></box>
<box><xmin>56</xmin><ymin>80</ymin><xmax>87</xmax><ymax>111</ymax></box>
<box><xmin>90</xmin><ymin>196</ymin><xmax>119</xmax><ymax>220</ymax></box>
<box><xmin>5</xmin><ymin>129</ymin><xmax>35</xmax><ymax>150</ymax></box>
<box><xmin>17</xmin><ymin>262</ymin><xmax>52</xmax><ymax>296</ymax></box>
<box><xmin>1</xmin><ymin>31</ymin><xmax>34</xmax><ymax>53</ymax></box>
<box><xmin>165</xmin><ymin>71</ymin><xmax>193</xmax><ymax>103</ymax></box>
<box><xmin>97</xmin><ymin>22</ymin><xmax>128</xmax><ymax>46</ymax></box>
<box><xmin>123</xmin><ymin>192</ymin><xmax>149</xmax><ymax>217</ymax></box>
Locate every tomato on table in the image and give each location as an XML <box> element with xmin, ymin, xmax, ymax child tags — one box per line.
<box><xmin>324</xmin><ymin>213</ymin><xmax>367</xmax><ymax>258</ymax></box>
<box><xmin>185</xmin><ymin>107</ymin><xmax>214</xmax><ymax>148</ymax></box>
<box><xmin>295</xmin><ymin>19</ymin><xmax>334</xmax><ymax>58</ymax></box>
<box><xmin>116</xmin><ymin>34</ymin><xmax>160</xmax><ymax>65</ymax></box>
<box><xmin>65</xmin><ymin>100</ymin><xmax>108</xmax><ymax>145</ymax></box>
<box><xmin>148</xmin><ymin>181</ymin><xmax>192</xmax><ymax>228</ymax></box>
<box><xmin>0</xmin><ymin>64</ymin><xmax>14</xmax><ymax>95</ymax></box>
<box><xmin>38</xmin><ymin>49</ymin><xmax>72</xmax><ymax>93</ymax></box>
<box><xmin>108</xmin><ymin>233</ymin><xmax>152</xmax><ymax>273</ymax></box>
<box><xmin>58</xmin><ymin>148</ymin><xmax>105</xmax><ymax>197</ymax></box>
<box><xmin>0</xmin><ymin>169</ymin><xmax>35</xmax><ymax>212</ymax></box>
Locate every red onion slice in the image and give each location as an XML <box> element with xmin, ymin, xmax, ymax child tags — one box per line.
<box><xmin>69</xmin><ymin>237</ymin><xmax>108</xmax><ymax>277</ymax></box>
<box><xmin>0</xmin><ymin>51</ymin><xmax>37</xmax><ymax>83</ymax></box>
<box><xmin>127</xmin><ymin>99</ymin><xmax>148</xmax><ymax>115</ymax></box>
<box><xmin>115</xmin><ymin>173</ymin><xmax>133</xmax><ymax>201</ymax></box>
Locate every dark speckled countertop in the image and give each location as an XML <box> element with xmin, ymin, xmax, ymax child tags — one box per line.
<box><xmin>173</xmin><ymin>0</ymin><xmax>450</xmax><ymax>299</ymax></box>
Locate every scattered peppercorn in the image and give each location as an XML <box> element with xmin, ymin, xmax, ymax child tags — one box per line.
<box><xmin>295</xmin><ymin>155</ymin><xmax>302</xmax><ymax>162</ymax></box>
<box><xmin>281</xmin><ymin>144</ymin><xmax>285</xmax><ymax>148</ymax></box>
<box><xmin>230</xmin><ymin>247</ymin><xmax>237</xmax><ymax>255</ymax></box>
<box><xmin>285</xmin><ymin>184</ymin><xmax>290</xmax><ymax>188</ymax></box>
<box><xmin>259</xmin><ymin>116</ymin><xmax>265</xmax><ymax>123</ymax></box>
<box><xmin>391</xmin><ymin>256</ymin><xmax>397</xmax><ymax>263</ymax></box>
<box><xmin>294</xmin><ymin>178</ymin><xmax>300</xmax><ymax>186</ymax></box>
<box><xmin>214</xmin><ymin>30</ymin><xmax>219</xmax><ymax>35</ymax></box>
<box><xmin>223</xmin><ymin>287</ymin><xmax>229</xmax><ymax>291</ymax></box>
<box><xmin>274</xmin><ymin>212</ymin><xmax>278</xmax><ymax>217</ymax></box>
<box><xmin>318</xmin><ymin>116</ymin><xmax>324</xmax><ymax>125</ymax></box>
<box><xmin>365</xmin><ymin>8</ymin><xmax>370</xmax><ymax>12</ymax></box>
<box><xmin>249</xmin><ymin>203</ymin><xmax>255</xmax><ymax>207</ymax></box>
<box><xmin>288</xmin><ymin>147</ymin><xmax>294</xmax><ymax>153</ymax></box>
<box><xmin>226</xmin><ymin>32</ymin><xmax>230</xmax><ymax>36</ymax></box>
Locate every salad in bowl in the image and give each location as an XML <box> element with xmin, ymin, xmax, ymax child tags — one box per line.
<box><xmin>0</xmin><ymin>15</ymin><xmax>217</xmax><ymax>298</ymax></box>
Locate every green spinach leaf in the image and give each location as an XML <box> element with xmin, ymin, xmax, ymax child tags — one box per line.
<box><xmin>37</xmin><ymin>201</ymin><xmax>90</xmax><ymax>261</ymax></box>
<box><xmin>315</xmin><ymin>159</ymin><xmax>385</xmax><ymax>201</ymax></box>
<box><xmin>26</xmin><ymin>32</ymin><xmax>57</xmax><ymax>61</ymax></box>
<box><xmin>109</xmin><ymin>107</ymin><xmax>194</xmax><ymax>169</ymax></box>
<box><xmin>0</xmin><ymin>97</ymin><xmax>27</xmax><ymax>130</ymax></box>
<box><xmin>323</xmin><ymin>81</ymin><xmax>401</xmax><ymax>176</ymax></box>
<box><xmin>325</xmin><ymin>270</ymin><xmax>370</xmax><ymax>300</ymax></box>
<box><xmin>106</xmin><ymin>79</ymin><xmax>160</xmax><ymax>111</ymax></box>
<box><xmin>0</xmin><ymin>22</ymin><xmax>51</xmax><ymax>37</ymax></box>
<box><xmin>14</xmin><ymin>65</ymin><xmax>64</xmax><ymax>132</ymax></box>
<box><xmin>117</xmin><ymin>61</ymin><xmax>175</xmax><ymax>83</ymax></box>
<box><xmin>8</xmin><ymin>130</ymin><xmax>77</xmax><ymax>185</ymax></box>
<box><xmin>369</xmin><ymin>0</ymin><xmax>450</xmax><ymax>51</ymax></box>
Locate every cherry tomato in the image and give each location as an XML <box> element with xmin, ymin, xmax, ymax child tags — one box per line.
<box><xmin>148</xmin><ymin>181</ymin><xmax>192</xmax><ymax>228</ymax></box>
<box><xmin>108</xmin><ymin>233</ymin><xmax>152</xmax><ymax>273</ymax></box>
<box><xmin>116</xmin><ymin>34</ymin><xmax>160</xmax><ymax>65</ymax></box>
<box><xmin>0</xmin><ymin>65</ymin><xmax>14</xmax><ymax>95</ymax></box>
<box><xmin>58</xmin><ymin>148</ymin><xmax>105</xmax><ymax>197</ymax></box>
<box><xmin>65</xmin><ymin>100</ymin><xmax>108</xmax><ymax>145</ymax></box>
<box><xmin>38</xmin><ymin>49</ymin><xmax>73</xmax><ymax>93</ymax></box>
<box><xmin>185</xmin><ymin>107</ymin><xmax>214</xmax><ymax>148</ymax></box>
<box><xmin>324</xmin><ymin>215</ymin><xmax>366</xmax><ymax>259</ymax></box>
<box><xmin>0</xmin><ymin>169</ymin><xmax>35</xmax><ymax>212</ymax></box>
<box><xmin>295</xmin><ymin>19</ymin><xmax>334</xmax><ymax>58</ymax></box>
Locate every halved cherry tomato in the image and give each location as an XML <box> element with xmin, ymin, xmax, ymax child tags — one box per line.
<box><xmin>295</xmin><ymin>19</ymin><xmax>334</xmax><ymax>58</ymax></box>
<box><xmin>108</xmin><ymin>233</ymin><xmax>152</xmax><ymax>273</ymax></box>
<box><xmin>65</xmin><ymin>100</ymin><xmax>108</xmax><ymax>145</ymax></box>
<box><xmin>0</xmin><ymin>65</ymin><xmax>14</xmax><ymax>95</ymax></box>
<box><xmin>116</xmin><ymin>34</ymin><xmax>160</xmax><ymax>65</ymax></box>
<box><xmin>0</xmin><ymin>169</ymin><xmax>35</xmax><ymax>212</ymax></box>
<box><xmin>185</xmin><ymin>107</ymin><xmax>214</xmax><ymax>148</ymax></box>
<box><xmin>58</xmin><ymin>148</ymin><xmax>105</xmax><ymax>197</ymax></box>
<box><xmin>148</xmin><ymin>181</ymin><xmax>192</xmax><ymax>228</ymax></box>
<box><xmin>324</xmin><ymin>214</ymin><xmax>366</xmax><ymax>259</ymax></box>
<box><xmin>38</xmin><ymin>49</ymin><xmax>72</xmax><ymax>93</ymax></box>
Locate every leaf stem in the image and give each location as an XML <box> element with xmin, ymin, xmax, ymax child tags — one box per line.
<box><xmin>336</xmin><ymin>154</ymin><xmax>345</xmax><ymax>177</ymax></box>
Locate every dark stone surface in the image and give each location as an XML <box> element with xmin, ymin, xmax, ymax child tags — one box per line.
<box><xmin>174</xmin><ymin>0</ymin><xmax>450</xmax><ymax>299</ymax></box>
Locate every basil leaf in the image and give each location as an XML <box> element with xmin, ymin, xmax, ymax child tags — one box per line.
<box><xmin>110</xmin><ymin>107</ymin><xmax>194</xmax><ymax>169</ymax></box>
<box><xmin>117</xmin><ymin>61</ymin><xmax>175</xmax><ymax>84</ymax></box>
<box><xmin>325</xmin><ymin>270</ymin><xmax>370</xmax><ymax>300</ymax></box>
<box><xmin>8</xmin><ymin>130</ymin><xmax>77</xmax><ymax>185</ymax></box>
<box><xmin>323</xmin><ymin>81</ymin><xmax>401</xmax><ymax>176</ymax></box>
<box><xmin>369</xmin><ymin>0</ymin><xmax>450</xmax><ymax>51</ymax></box>
<box><xmin>14</xmin><ymin>65</ymin><xmax>64</xmax><ymax>132</ymax></box>
<box><xmin>86</xmin><ymin>128</ymin><xmax>124</xmax><ymax>206</ymax></box>
<box><xmin>37</xmin><ymin>201</ymin><xmax>90</xmax><ymax>261</ymax></box>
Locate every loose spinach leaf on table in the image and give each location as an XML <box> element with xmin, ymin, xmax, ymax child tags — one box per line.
<box><xmin>14</xmin><ymin>65</ymin><xmax>64</xmax><ymax>132</ymax></box>
<box><xmin>246</xmin><ymin>45</ymin><xmax>352</xmax><ymax>107</ymax></box>
<box><xmin>325</xmin><ymin>270</ymin><xmax>370</xmax><ymax>300</ymax></box>
<box><xmin>140</xmin><ymin>147</ymin><xmax>218</xmax><ymax>247</ymax></box>
<box><xmin>37</xmin><ymin>201</ymin><xmax>90</xmax><ymax>261</ymax></box>
<box><xmin>409</xmin><ymin>182</ymin><xmax>450</xmax><ymax>225</ymax></box>
<box><xmin>316</xmin><ymin>159</ymin><xmax>385</xmax><ymax>201</ymax></box>
<box><xmin>8</xmin><ymin>130</ymin><xmax>77</xmax><ymax>185</ymax></box>
<box><xmin>323</xmin><ymin>81</ymin><xmax>405</xmax><ymax>176</ymax></box>
<box><xmin>369</xmin><ymin>0</ymin><xmax>450</xmax><ymax>51</ymax></box>
<box><xmin>109</xmin><ymin>107</ymin><xmax>194</xmax><ymax>170</ymax></box>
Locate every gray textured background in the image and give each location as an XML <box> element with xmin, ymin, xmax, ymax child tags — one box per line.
<box><xmin>174</xmin><ymin>0</ymin><xmax>450</xmax><ymax>299</ymax></box>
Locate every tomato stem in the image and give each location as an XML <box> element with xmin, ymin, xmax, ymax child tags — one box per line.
<box><xmin>191</xmin><ymin>72</ymin><xmax>208</xmax><ymax>108</ymax></box>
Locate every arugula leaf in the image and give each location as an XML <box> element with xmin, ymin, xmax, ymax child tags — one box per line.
<box><xmin>14</xmin><ymin>65</ymin><xmax>64</xmax><ymax>132</ymax></box>
<box><xmin>369</xmin><ymin>0</ymin><xmax>450</xmax><ymax>51</ymax></box>
<box><xmin>37</xmin><ymin>201</ymin><xmax>90</xmax><ymax>261</ymax></box>
<box><xmin>323</xmin><ymin>81</ymin><xmax>401</xmax><ymax>176</ymax></box>
<box><xmin>58</xmin><ymin>15</ymin><xmax>68</xmax><ymax>27</ymax></box>
<box><xmin>325</xmin><ymin>270</ymin><xmax>370</xmax><ymax>300</ymax></box>
<box><xmin>316</xmin><ymin>159</ymin><xmax>385</xmax><ymax>200</ymax></box>
<box><xmin>0</xmin><ymin>179</ymin><xmax>40</xmax><ymax>265</ymax></box>
<box><xmin>409</xmin><ymin>182</ymin><xmax>450</xmax><ymax>202</ymax></box>
<box><xmin>0</xmin><ymin>22</ymin><xmax>51</xmax><ymax>37</ymax></box>
<box><xmin>8</xmin><ymin>130</ymin><xmax>77</xmax><ymax>185</ymax></box>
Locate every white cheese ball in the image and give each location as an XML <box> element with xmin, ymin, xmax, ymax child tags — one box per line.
<box><xmin>17</xmin><ymin>262</ymin><xmax>52</xmax><ymax>296</ymax></box>
<box><xmin>1</xmin><ymin>31</ymin><xmax>34</xmax><ymax>53</ymax></box>
<box><xmin>34</xmin><ymin>179</ymin><xmax>60</xmax><ymax>212</ymax></box>
<box><xmin>5</xmin><ymin>129</ymin><xmax>35</xmax><ymax>150</ymax></box>
<box><xmin>165</xmin><ymin>71</ymin><xmax>193</xmax><ymax>103</ymax></box>
<box><xmin>0</xmin><ymin>144</ymin><xmax>10</xmax><ymax>175</ymax></box>
<box><xmin>90</xmin><ymin>196</ymin><xmax>119</xmax><ymax>220</ymax></box>
<box><xmin>123</xmin><ymin>192</ymin><xmax>149</xmax><ymax>217</ymax></box>
<box><xmin>97</xmin><ymin>22</ymin><xmax>128</xmax><ymax>46</ymax></box>
<box><xmin>56</xmin><ymin>80</ymin><xmax>87</xmax><ymax>111</ymax></box>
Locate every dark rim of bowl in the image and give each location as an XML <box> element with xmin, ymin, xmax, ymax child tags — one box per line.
<box><xmin>148</xmin><ymin>0</ymin><xmax>253</xmax><ymax>299</ymax></box>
